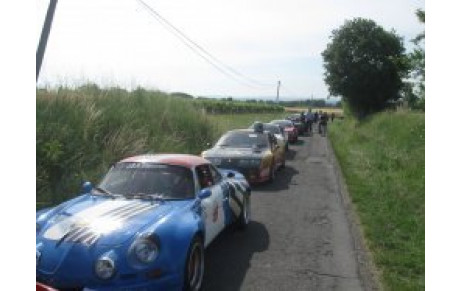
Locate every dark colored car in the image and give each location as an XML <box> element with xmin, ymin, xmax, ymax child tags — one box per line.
<box><xmin>270</xmin><ymin>119</ymin><xmax>298</xmax><ymax>143</ymax></box>
<box><xmin>202</xmin><ymin>129</ymin><xmax>285</xmax><ymax>184</ymax></box>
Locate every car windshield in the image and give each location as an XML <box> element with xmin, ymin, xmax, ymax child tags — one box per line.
<box><xmin>263</xmin><ymin>124</ymin><xmax>281</xmax><ymax>134</ymax></box>
<box><xmin>249</xmin><ymin>123</ymin><xmax>281</xmax><ymax>134</ymax></box>
<box><xmin>98</xmin><ymin>163</ymin><xmax>195</xmax><ymax>199</ymax></box>
<box><xmin>216</xmin><ymin>132</ymin><xmax>269</xmax><ymax>148</ymax></box>
<box><xmin>271</xmin><ymin>120</ymin><xmax>293</xmax><ymax>128</ymax></box>
<box><xmin>288</xmin><ymin>114</ymin><xmax>301</xmax><ymax>121</ymax></box>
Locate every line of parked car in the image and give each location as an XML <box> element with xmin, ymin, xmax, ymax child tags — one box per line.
<box><xmin>201</xmin><ymin>118</ymin><xmax>300</xmax><ymax>185</ymax></box>
<box><xmin>36</xmin><ymin>116</ymin><xmax>300</xmax><ymax>291</ymax></box>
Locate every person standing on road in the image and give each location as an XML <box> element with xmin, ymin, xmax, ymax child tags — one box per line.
<box><xmin>300</xmin><ymin>111</ymin><xmax>306</xmax><ymax>135</ymax></box>
<box><xmin>305</xmin><ymin>108</ymin><xmax>314</xmax><ymax>135</ymax></box>
<box><xmin>319</xmin><ymin>112</ymin><xmax>328</xmax><ymax>136</ymax></box>
<box><xmin>331</xmin><ymin>112</ymin><xmax>335</xmax><ymax>123</ymax></box>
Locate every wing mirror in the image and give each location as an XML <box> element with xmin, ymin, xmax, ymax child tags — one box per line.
<box><xmin>198</xmin><ymin>189</ymin><xmax>212</xmax><ymax>199</ymax></box>
<box><xmin>82</xmin><ymin>181</ymin><xmax>93</xmax><ymax>194</ymax></box>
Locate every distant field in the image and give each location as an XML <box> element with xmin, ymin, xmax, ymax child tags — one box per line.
<box><xmin>329</xmin><ymin>112</ymin><xmax>425</xmax><ymax>290</ymax></box>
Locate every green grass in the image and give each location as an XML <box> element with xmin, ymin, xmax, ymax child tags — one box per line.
<box><xmin>37</xmin><ymin>86</ymin><xmax>286</xmax><ymax>208</ymax></box>
<box><xmin>37</xmin><ymin>86</ymin><xmax>216</xmax><ymax>206</ymax></box>
<box><xmin>329</xmin><ymin>111</ymin><xmax>425</xmax><ymax>290</ymax></box>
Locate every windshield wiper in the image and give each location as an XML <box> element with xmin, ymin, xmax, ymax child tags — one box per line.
<box><xmin>93</xmin><ymin>186</ymin><xmax>117</xmax><ymax>198</ymax></box>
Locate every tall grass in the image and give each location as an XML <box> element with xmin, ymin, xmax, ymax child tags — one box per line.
<box><xmin>329</xmin><ymin>111</ymin><xmax>425</xmax><ymax>290</ymax></box>
<box><xmin>37</xmin><ymin>86</ymin><xmax>217</xmax><ymax>206</ymax></box>
<box><xmin>37</xmin><ymin>86</ymin><xmax>287</xmax><ymax>207</ymax></box>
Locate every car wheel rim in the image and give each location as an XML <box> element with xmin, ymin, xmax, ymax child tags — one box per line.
<box><xmin>188</xmin><ymin>242</ymin><xmax>204</xmax><ymax>290</ymax></box>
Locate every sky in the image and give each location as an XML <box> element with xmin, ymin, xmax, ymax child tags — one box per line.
<box><xmin>36</xmin><ymin>0</ymin><xmax>425</xmax><ymax>100</ymax></box>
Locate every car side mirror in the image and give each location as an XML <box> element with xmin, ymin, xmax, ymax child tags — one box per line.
<box><xmin>227</xmin><ymin>171</ymin><xmax>235</xmax><ymax>178</ymax></box>
<box><xmin>198</xmin><ymin>189</ymin><xmax>212</xmax><ymax>199</ymax></box>
<box><xmin>82</xmin><ymin>181</ymin><xmax>93</xmax><ymax>194</ymax></box>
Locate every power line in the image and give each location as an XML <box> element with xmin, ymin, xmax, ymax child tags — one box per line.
<box><xmin>136</xmin><ymin>0</ymin><xmax>274</xmax><ymax>89</ymax></box>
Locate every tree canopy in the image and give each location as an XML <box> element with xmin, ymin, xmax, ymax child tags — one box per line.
<box><xmin>322</xmin><ymin>18</ymin><xmax>408</xmax><ymax>117</ymax></box>
<box><xmin>410</xmin><ymin>9</ymin><xmax>425</xmax><ymax>102</ymax></box>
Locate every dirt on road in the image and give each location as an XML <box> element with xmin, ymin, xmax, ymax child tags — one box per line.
<box><xmin>202</xmin><ymin>132</ymin><xmax>380</xmax><ymax>291</ymax></box>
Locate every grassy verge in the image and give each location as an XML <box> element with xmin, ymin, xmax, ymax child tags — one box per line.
<box><xmin>37</xmin><ymin>86</ymin><xmax>286</xmax><ymax>207</ymax></box>
<box><xmin>328</xmin><ymin>112</ymin><xmax>425</xmax><ymax>290</ymax></box>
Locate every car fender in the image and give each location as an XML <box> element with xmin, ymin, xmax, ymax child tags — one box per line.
<box><xmin>141</xmin><ymin>203</ymin><xmax>205</xmax><ymax>276</ymax></box>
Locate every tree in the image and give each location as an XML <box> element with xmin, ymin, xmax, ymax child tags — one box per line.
<box><xmin>322</xmin><ymin>18</ymin><xmax>408</xmax><ymax>117</ymax></box>
<box><xmin>410</xmin><ymin>9</ymin><xmax>425</xmax><ymax>101</ymax></box>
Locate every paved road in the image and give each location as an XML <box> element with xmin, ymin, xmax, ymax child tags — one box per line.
<box><xmin>202</xmin><ymin>133</ymin><xmax>366</xmax><ymax>291</ymax></box>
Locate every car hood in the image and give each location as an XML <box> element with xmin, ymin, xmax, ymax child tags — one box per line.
<box><xmin>36</xmin><ymin>196</ymin><xmax>191</xmax><ymax>275</ymax></box>
<box><xmin>204</xmin><ymin>147</ymin><xmax>268</xmax><ymax>159</ymax></box>
<box><xmin>37</xmin><ymin>196</ymin><xmax>189</xmax><ymax>247</ymax></box>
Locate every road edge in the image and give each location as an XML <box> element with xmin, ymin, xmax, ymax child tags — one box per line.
<box><xmin>326</xmin><ymin>138</ymin><xmax>383</xmax><ymax>291</ymax></box>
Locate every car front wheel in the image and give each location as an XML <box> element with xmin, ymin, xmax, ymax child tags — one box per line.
<box><xmin>237</xmin><ymin>194</ymin><xmax>251</xmax><ymax>229</ymax></box>
<box><xmin>184</xmin><ymin>236</ymin><xmax>205</xmax><ymax>291</ymax></box>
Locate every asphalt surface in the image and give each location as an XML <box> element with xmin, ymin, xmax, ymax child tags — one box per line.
<box><xmin>202</xmin><ymin>131</ymin><xmax>366</xmax><ymax>291</ymax></box>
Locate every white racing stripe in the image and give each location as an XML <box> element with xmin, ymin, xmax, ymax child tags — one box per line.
<box><xmin>43</xmin><ymin>200</ymin><xmax>157</xmax><ymax>244</ymax></box>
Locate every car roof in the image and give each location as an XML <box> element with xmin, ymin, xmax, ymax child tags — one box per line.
<box><xmin>262</xmin><ymin>123</ymin><xmax>279</xmax><ymax>128</ymax></box>
<box><xmin>227</xmin><ymin>128</ymin><xmax>264</xmax><ymax>134</ymax></box>
<box><xmin>272</xmin><ymin>120</ymin><xmax>293</xmax><ymax>125</ymax></box>
<box><xmin>119</xmin><ymin>154</ymin><xmax>209</xmax><ymax>169</ymax></box>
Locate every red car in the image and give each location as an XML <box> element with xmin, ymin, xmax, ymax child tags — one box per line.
<box><xmin>270</xmin><ymin>120</ymin><xmax>298</xmax><ymax>143</ymax></box>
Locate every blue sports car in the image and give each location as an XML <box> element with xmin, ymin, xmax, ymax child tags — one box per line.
<box><xmin>36</xmin><ymin>154</ymin><xmax>251</xmax><ymax>290</ymax></box>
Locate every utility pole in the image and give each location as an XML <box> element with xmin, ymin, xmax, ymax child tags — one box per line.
<box><xmin>36</xmin><ymin>0</ymin><xmax>58</xmax><ymax>82</ymax></box>
<box><xmin>276</xmin><ymin>80</ymin><xmax>281</xmax><ymax>103</ymax></box>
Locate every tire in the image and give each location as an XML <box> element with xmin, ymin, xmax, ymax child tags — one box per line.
<box><xmin>183</xmin><ymin>236</ymin><xmax>205</xmax><ymax>291</ymax></box>
<box><xmin>237</xmin><ymin>194</ymin><xmax>251</xmax><ymax>230</ymax></box>
<box><xmin>268</xmin><ymin>165</ymin><xmax>275</xmax><ymax>183</ymax></box>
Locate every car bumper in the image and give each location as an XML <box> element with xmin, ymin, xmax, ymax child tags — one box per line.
<box><xmin>37</xmin><ymin>271</ymin><xmax>182</xmax><ymax>291</ymax></box>
<box><xmin>219</xmin><ymin>166</ymin><xmax>270</xmax><ymax>184</ymax></box>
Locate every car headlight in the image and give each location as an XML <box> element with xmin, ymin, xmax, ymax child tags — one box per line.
<box><xmin>95</xmin><ymin>255</ymin><xmax>116</xmax><ymax>280</ymax></box>
<box><xmin>129</xmin><ymin>236</ymin><xmax>159</xmax><ymax>264</ymax></box>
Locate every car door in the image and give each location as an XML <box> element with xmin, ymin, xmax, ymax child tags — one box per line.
<box><xmin>196</xmin><ymin>164</ymin><xmax>227</xmax><ymax>247</ymax></box>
